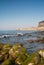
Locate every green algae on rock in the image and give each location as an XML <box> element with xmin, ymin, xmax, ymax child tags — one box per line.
<box><xmin>0</xmin><ymin>43</ymin><xmax>44</xmax><ymax>65</ymax></box>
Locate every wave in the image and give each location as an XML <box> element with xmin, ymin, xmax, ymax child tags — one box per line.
<box><xmin>0</xmin><ymin>33</ymin><xmax>23</xmax><ymax>38</ymax></box>
<box><xmin>0</xmin><ymin>34</ymin><xmax>17</xmax><ymax>38</ymax></box>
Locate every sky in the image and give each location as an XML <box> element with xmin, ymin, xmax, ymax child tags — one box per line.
<box><xmin>0</xmin><ymin>0</ymin><xmax>44</xmax><ymax>30</ymax></box>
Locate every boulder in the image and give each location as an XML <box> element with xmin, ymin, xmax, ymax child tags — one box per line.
<box><xmin>28</xmin><ymin>40</ymin><xmax>34</xmax><ymax>43</ymax></box>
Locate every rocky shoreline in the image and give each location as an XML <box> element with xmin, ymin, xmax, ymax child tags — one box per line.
<box><xmin>0</xmin><ymin>43</ymin><xmax>44</xmax><ymax>65</ymax></box>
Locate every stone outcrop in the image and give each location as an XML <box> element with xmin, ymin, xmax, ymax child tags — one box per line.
<box><xmin>0</xmin><ymin>43</ymin><xmax>44</xmax><ymax>65</ymax></box>
<box><xmin>38</xmin><ymin>21</ymin><xmax>44</xmax><ymax>27</ymax></box>
<box><xmin>38</xmin><ymin>21</ymin><xmax>44</xmax><ymax>31</ymax></box>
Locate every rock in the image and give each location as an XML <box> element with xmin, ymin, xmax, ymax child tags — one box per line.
<box><xmin>9</xmin><ymin>44</ymin><xmax>24</xmax><ymax>59</ymax></box>
<box><xmin>28</xmin><ymin>63</ymin><xmax>34</xmax><ymax>65</ymax></box>
<box><xmin>42</xmin><ymin>37</ymin><xmax>44</xmax><ymax>43</ymax></box>
<box><xmin>17</xmin><ymin>33</ymin><xmax>23</xmax><ymax>37</ymax></box>
<box><xmin>36</xmin><ymin>36</ymin><xmax>41</xmax><ymax>39</ymax></box>
<box><xmin>38</xmin><ymin>21</ymin><xmax>44</xmax><ymax>27</ymax></box>
<box><xmin>0</xmin><ymin>51</ymin><xmax>5</xmax><ymax>62</ymax></box>
<box><xmin>38</xmin><ymin>50</ymin><xmax>44</xmax><ymax>58</ymax></box>
<box><xmin>0</xmin><ymin>43</ymin><xmax>44</xmax><ymax>65</ymax></box>
<box><xmin>28</xmin><ymin>40</ymin><xmax>34</xmax><ymax>43</ymax></box>
<box><xmin>0</xmin><ymin>43</ymin><xmax>4</xmax><ymax>50</ymax></box>
<box><xmin>4</xmin><ymin>36</ymin><xmax>7</xmax><ymax>38</ymax></box>
<box><xmin>24</xmin><ymin>33</ymin><xmax>32</xmax><ymax>36</ymax></box>
<box><xmin>38</xmin><ymin>21</ymin><xmax>44</xmax><ymax>31</ymax></box>
<box><xmin>35</xmin><ymin>39</ymin><xmax>42</xmax><ymax>42</ymax></box>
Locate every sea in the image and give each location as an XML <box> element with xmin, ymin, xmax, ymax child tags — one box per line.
<box><xmin>0</xmin><ymin>30</ymin><xmax>44</xmax><ymax>53</ymax></box>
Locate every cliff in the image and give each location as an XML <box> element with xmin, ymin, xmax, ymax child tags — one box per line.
<box><xmin>38</xmin><ymin>21</ymin><xmax>44</xmax><ymax>31</ymax></box>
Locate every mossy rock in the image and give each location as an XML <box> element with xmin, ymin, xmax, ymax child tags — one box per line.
<box><xmin>2</xmin><ymin>43</ymin><xmax>12</xmax><ymax>54</ymax></box>
<box><xmin>1</xmin><ymin>59</ymin><xmax>10</xmax><ymax>65</ymax></box>
<box><xmin>3</xmin><ymin>43</ymin><xmax>12</xmax><ymax>50</ymax></box>
<box><xmin>22</xmin><ymin>52</ymin><xmax>41</xmax><ymax>65</ymax></box>
<box><xmin>0</xmin><ymin>43</ymin><xmax>4</xmax><ymax>50</ymax></box>
<box><xmin>15</xmin><ymin>54</ymin><xmax>28</xmax><ymax>65</ymax></box>
<box><xmin>42</xmin><ymin>37</ymin><xmax>44</xmax><ymax>43</ymax></box>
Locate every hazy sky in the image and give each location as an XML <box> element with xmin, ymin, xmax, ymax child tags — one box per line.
<box><xmin>0</xmin><ymin>0</ymin><xmax>44</xmax><ymax>30</ymax></box>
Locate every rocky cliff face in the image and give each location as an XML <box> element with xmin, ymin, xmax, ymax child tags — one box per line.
<box><xmin>38</xmin><ymin>21</ymin><xmax>44</xmax><ymax>31</ymax></box>
<box><xmin>38</xmin><ymin>21</ymin><xmax>44</xmax><ymax>27</ymax></box>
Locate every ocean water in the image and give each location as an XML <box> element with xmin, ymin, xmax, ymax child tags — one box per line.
<box><xmin>0</xmin><ymin>30</ymin><xmax>44</xmax><ymax>53</ymax></box>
